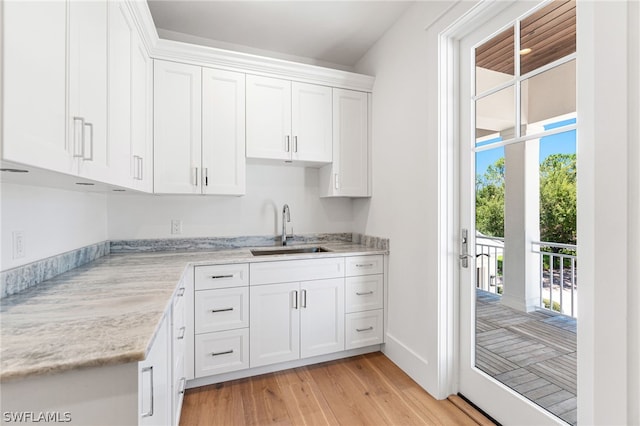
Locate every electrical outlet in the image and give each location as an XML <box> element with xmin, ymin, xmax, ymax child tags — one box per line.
<box><xmin>171</xmin><ymin>219</ymin><xmax>182</xmax><ymax>235</ymax></box>
<box><xmin>12</xmin><ymin>231</ymin><xmax>25</xmax><ymax>259</ymax></box>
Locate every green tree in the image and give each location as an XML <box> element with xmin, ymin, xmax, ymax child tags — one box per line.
<box><xmin>475</xmin><ymin>153</ymin><xmax>577</xmax><ymax>245</ymax></box>
<box><xmin>476</xmin><ymin>157</ymin><xmax>505</xmax><ymax>237</ymax></box>
<box><xmin>539</xmin><ymin>153</ymin><xmax>577</xmax><ymax>246</ymax></box>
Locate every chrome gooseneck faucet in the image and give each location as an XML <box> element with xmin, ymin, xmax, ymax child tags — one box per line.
<box><xmin>282</xmin><ymin>204</ymin><xmax>291</xmax><ymax>246</ymax></box>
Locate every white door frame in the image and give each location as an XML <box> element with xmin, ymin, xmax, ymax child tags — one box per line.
<box><xmin>437</xmin><ymin>1</ymin><xmax>636</xmax><ymax>424</ymax></box>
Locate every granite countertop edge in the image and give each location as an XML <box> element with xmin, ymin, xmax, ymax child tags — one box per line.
<box><xmin>0</xmin><ymin>242</ymin><xmax>387</xmax><ymax>382</ymax></box>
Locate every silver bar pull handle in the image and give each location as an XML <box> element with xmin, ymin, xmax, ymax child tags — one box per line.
<box><xmin>293</xmin><ymin>290</ymin><xmax>298</xmax><ymax>309</ymax></box>
<box><xmin>211</xmin><ymin>307</ymin><xmax>233</xmax><ymax>313</ymax></box>
<box><xmin>302</xmin><ymin>289</ymin><xmax>307</xmax><ymax>308</ymax></box>
<box><xmin>356</xmin><ymin>291</ymin><xmax>374</xmax><ymax>296</ymax></box>
<box><xmin>334</xmin><ymin>173</ymin><xmax>340</xmax><ymax>190</ymax></box>
<box><xmin>285</xmin><ymin>135</ymin><xmax>290</xmax><ymax>152</ymax></box>
<box><xmin>73</xmin><ymin>117</ymin><xmax>85</xmax><ymax>158</ymax></box>
<box><xmin>83</xmin><ymin>122</ymin><xmax>94</xmax><ymax>161</ymax></box>
<box><xmin>138</xmin><ymin>156</ymin><xmax>143</xmax><ymax>180</ymax></box>
<box><xmin>293</xmin><ymin>136</ymin><xmax>298</xmax><ymax>153</ymax></box>
<box><xmin>177</xmin><ymin>326</ymin><xmax>186</xmax><ymax>340</ymax></box>
<box><xmin>178</xmin><ymin>377</ymin><xmax>186</xmax><ymax>395</ymax></box>
<box><xmin>356</xmin><ymin>326</ymin><xmax>374</xmax><ymax>332</ymax></box>
<box><xmin>204</xmin><ymin>167</ymin><xmax>208</xmax><ymax>186</ymax></box>
<box><xmin>211</xmin><ymin>349</ymin><xmax>233</xmax><ymax>357</ymax></box>
<box><xmin>194</xmin><ymin>167</ymin><xmax>199</xmax><ymax>186</ymax></box>
<box><xmin>140</xmin><ymin>366</ymin><xmax>154</xmax><ymax>418</ymax></box>
<box><xmin>356</xmin><ymin>263</ymin><xmax>374</xmax><ymax>268</ymax></box>
<box><xmin>210</xmin><ymin>274</ymin><xmax>234</xmax><ymax>279</ymax></box>
<box><xmin>133</xmin><ymin>155</ymin><xmax>142</xmax><ymax>180</ymax></box>
<box><xmin>177</xmin><ymin>287</ymin><xmax>185</xmax><ymax>297</ymax></box>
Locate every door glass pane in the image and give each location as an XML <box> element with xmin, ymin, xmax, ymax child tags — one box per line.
<box><xmin>520</xmin><ymin>0</ymin><xmax>576</xmax><ymax>75</ymax></box>
<box><xmin>476</xmin><ymin>85</ymin><xmax>515</xmax><ymax>145</ymax></box>
<box><xmin>521</xmin><ymin>60</ymin><xmax>575</xmax><ymax>135</ymax></box>
<box><xmin>475</xmin><ymin>26</ymin><xmax>514</xmax><ymax>94</ymax></box>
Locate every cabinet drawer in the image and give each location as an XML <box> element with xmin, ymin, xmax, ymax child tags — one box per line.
<box><xmin>195</xmin><ymin>263</ymin><xmax>249</xmax><ymax>290</ymax></box>
<box><xmin>250</xmin><ymin>257</ymin><xmax>344</xmax><ymax>285</ymax></box>
<box><xmin>345</xmin><ymin>309</ymin><xmax>384</xmax><ymax>350</ymax></box>
<box><xmin>346</xmin><ymin>255</ymin><xmax>383</xmax><ymax>276</ymax></box>
<box><xmin>195</xmin><ymin>328</ymin><xmax>249</xmax><ymax>378</ymax></box>
<box><xmin>195</xmin><ymin>287</ymin><xmax>249</xmax><ymax>334</ymax></box>
<box><xmin>345</xmin><ymin>275</ymin><xmax>383</xmax><ymax>313</ymax></box>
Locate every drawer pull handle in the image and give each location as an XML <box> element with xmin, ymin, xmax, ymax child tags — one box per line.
<box><xmin>211</xmin><ymin>307</ymin><xmax>234</xmax><ymax>313</ymax></box>
<box><xmin>177</xmin><ymin>326</ymin><xmax>186</xmax><ymax>340</ymax></box>
<box><xmin>356</xmin><ymin>291</ymin><xmax>374</xmax><ymax>296</ymax></box>
<box><xmin>211</xmin><ymin>349</ymin><xmax>234</xmax><ymax>357</ymax></box>
<box><xmin>356</xmin><ymin>263</ymin><xmax>374</xmax><ymax>268</ymax></box>
<box><xmin>179</xmin><ymin>377</ymin><xmax>186</xmax><ymax>395</ymax></box>
<box><xmin>211</xmin><ymin>274</ymin><xmax>234</xmax><ymax>279</ymax></box>
<box><xmin>177</xmin><ymin>287</ymin><xmax>185</xmax><ymax>297</ymax></box>
<box><xmin>356</xmin><ymin>326</ymin><xmax>374</xmax><ymax>332</ymax></box>
<box><xmin>140</xmin><ymin>366</ymin><xmax>154</xmax><ymax>418</ymax></box>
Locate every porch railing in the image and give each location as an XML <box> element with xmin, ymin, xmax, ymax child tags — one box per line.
<box><xmin>532</xmin><ymin>241</ymin><xmax>578</xmax><ymax>318</ymax></box>
<box><xmin>475</xmin><ymin>237</ymin><xmax>504</xmax><ymax>295</ymax></box>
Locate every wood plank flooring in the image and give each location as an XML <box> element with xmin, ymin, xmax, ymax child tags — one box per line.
<box><xmin>475</xmin><ymin>290</ymin><xmax>577</xmax><ymax>425</ymax></box>
<box><xmin>180</xmin><ymin>352</ymin><xmax>492</xmax><ymax>426</ymax></box>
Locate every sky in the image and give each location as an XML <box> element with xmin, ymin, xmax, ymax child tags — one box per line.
<box><xmin>475</xmin><ymin>118</ymin><xmax>576</xmax><ymax>177</ymax></box>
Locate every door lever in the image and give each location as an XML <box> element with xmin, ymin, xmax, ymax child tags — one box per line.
<box><xmin>460</xmin><ymin>228</ymin><xmax>471</xmax><ymax>268</ymax></box>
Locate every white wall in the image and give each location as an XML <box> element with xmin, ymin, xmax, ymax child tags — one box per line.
<box><xmin>0</xmin><ymin>183</ymin><xmax>108</xmax><ymax>271</ymax></box>
<box><xmin>108</xmin><ymin>164</ymin><xmax>353</xmax><ymax>240</ymax></box>
<box><xmin>352</xmin><ymin>1</ymin><xmax>474</xmax><ymax>397</ymax></box>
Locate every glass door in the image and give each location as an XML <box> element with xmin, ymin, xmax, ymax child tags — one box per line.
<box><xmin>459</xmin><ymin>1</ymin><xmax>577</xmax><ymax>424</ymax></box>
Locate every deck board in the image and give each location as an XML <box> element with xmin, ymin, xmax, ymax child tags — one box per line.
<box><xmin>474</xmin><ymin>289</ymin><xmax>577</xmax><ymax>425</ymax></box>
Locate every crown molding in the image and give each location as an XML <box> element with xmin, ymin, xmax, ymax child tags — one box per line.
<box><xmin>126</xmin><ymin>1</ymin><xmax>375</xmax><ymax>92</ymax></box>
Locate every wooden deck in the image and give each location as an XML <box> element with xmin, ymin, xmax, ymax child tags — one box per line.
<box><xmin>476</xmin><ymin>290</ymin><xmax>577</xmax><ymax>425</ymax></box>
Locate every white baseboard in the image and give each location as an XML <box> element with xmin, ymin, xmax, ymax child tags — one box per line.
<box><xmin>383</xmin><ymin>332</ymin><xmax>435</xmax><ymax>395</ymax></box>
<box><xmin>186</xmin><ymin>345</ymin><xmax>381</xmax><ymax>389</ymax></box>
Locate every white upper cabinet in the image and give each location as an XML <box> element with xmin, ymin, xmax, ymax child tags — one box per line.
<box><xmin>131</xmin><ymin>30</ymin><xmax>154</xmax><ymax>192</ymax></box>
<box><xmin>246</xmin><ymin>75</ymin><xmax>292</xmax><ymax>161</ymax></box>
<box><xmin>320</xmin><ymin>89</ymin><xmax>371</xmax><ymax>197</ymax></box>
<box><xmin>69</xmin><ymin>0</ymin><xmax>109</xmax><ymax>182</ymax></box>
<box><xmin>154</xmin><ymin>60</ymin><xmax>203</xmax><ymax>194</ymax></box>
<box><xmin>2</xmin><ymin>1</ymin><xmax>71</xmax><ymax>173</ymax></box>
<box><xmin>202</xmin><ymin>68</ymin><xmax>246</xmax><ymax>195</ymax></box>
<box><xmin>154</xmin><ymin>61</ymin><xmax>246</xmax><ymax>195</ymax></box>
<box><xmin>246</xmin><ymin>76</ymin><xmax>332</xmax><ymax>164</ymax></box>
<box><xmin>291</xmin><ymin>82</ymin><xmax>333</xmax><ymax>163</ymax></box>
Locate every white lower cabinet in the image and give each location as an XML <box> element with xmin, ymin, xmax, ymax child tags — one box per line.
<box><xmin>249</xmin><ymin>277</ymin><xmax>345</xmax><ymax>367</ymax></box>
<box><xmin>345</xmin><ymin>309</ymin><xmax>384</xmax><ymax>350</ymax></box>
<box><xmin>194</xmin><ymin>264</ymin><xmax>250</xmax><ymax>378</ymax></box>
<box><xmin>139</xmin><ymin>313</ymin><xmax>171</xmax><ymax>426</ymax></box>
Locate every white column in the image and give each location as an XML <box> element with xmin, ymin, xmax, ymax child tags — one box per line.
<box><xmin>500</xmin><ymin>128</ymin><xmax>541</xmax><ymax>313</ymax></box>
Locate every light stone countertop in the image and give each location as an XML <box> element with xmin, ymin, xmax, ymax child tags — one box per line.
<box><xmin>0</xmin><ymin>242</ymin><xmax>387</xmax><ymax>382</ymax></box>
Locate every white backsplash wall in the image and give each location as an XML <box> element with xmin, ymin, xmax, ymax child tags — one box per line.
<box><xmin>0</xmin><ymin>183</ymin><xmax>108</xmax><ymax>271</ymax></box>
<box><xmin>107</xmin><ymin>164</ymin><xmax>354</xmax><ymax>240</ymax></box>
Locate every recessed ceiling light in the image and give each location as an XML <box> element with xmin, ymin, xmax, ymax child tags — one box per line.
<box><xmin>75</xmin><ymin>182</ymin><xmax>95</xmax><ymax>186</ymax></box>
<box><xmin>0</xmin><ymin>168</ymin><xmax>29</xmax><ymax>173</ymax></box>
<box><xmin>520</xmin><ymin>48</ymin><xmax>532</xmax><ymax>55</ymax></box>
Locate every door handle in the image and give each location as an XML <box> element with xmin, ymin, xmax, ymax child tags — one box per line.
<box><xmin>460</xmin><ymin>228</ymin><xmax>471</xmax><ymax>268</ymax></box>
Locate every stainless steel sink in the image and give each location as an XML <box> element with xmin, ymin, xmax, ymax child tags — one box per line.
<box><xmin>250</xmin><ymin>246</ymin><xmax>331</xmax><ymax>256</ymax></box>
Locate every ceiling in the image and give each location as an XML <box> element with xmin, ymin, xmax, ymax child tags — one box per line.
<box><xmin>147</xmin><ymin>1</ymin><xmax>414</xmax><ymax>69</ymax></box>
<box><xmin>475</xmin><ymin>0</ymin><xmax>576</xmax><ymax>75</ymax></box>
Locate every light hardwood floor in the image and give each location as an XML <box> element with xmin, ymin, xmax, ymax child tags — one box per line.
<box><xmin>180</xmin><ymin>352</ymin><xmax>493</xmax><ymax>425</ymax></box>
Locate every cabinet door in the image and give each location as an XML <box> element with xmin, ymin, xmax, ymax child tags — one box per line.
<box><xmin>154</xmin><ymin>60</ymin><xmax>202</xmax><ymax>194</ymax></box>
<box><xmin>300</xmin><ymin>278</ymin><xmax>345</xmax><ymax>358</ymax></box>
<box><xmin>202</xmin><ymin>68</ymin><xmax>246</xmax><ymax>195</ymax></box>
<box><xmin>291</xmin><ymin>82</ymin><xmax>332</xmax><ymax>163</ymax></box>
<box><xmin>320</xmin><ymin>89</ymin><xmax>370</xmax><ymax>197</ymax></box>
<box><xmin>70</xmin><ymin>0</ymin><xmax>109</xmax><ymax>181</ymax></box>
<box><xmin>2</xmin><ymin>1</ymin><xmax>70</xmax><ymax>173</ymax></box>
<box><xmin>131</xmin><ymin>31</ymin><xmax>153</xmax><ymax>192</ymax></box>
<box><xmin>139</xmin><ymin>314</ymin><xmax>171</xmax><ymax>426</ymax></box>
<box><xmin>250</xmin><ymin>282</ymin><xmax>300</xmax><ymax>367</ymax></box>
<box><xmin>108</xmin><ymin>1</ymin><xmax>134</xmax><ymax>188</ymax></box>
<box><xmin>246</xmin><ymin>75</ymin><xmax>291</xmax><ymax>161</ymax></box>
